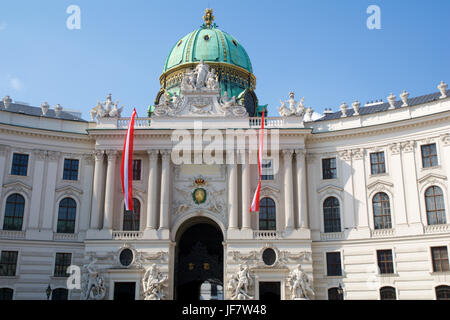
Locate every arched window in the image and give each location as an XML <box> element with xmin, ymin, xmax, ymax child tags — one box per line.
<box><xmin>425</xmin><ymin>186</ymin><xmax>446</xmax><ymax>225</ymax></box>
<box><xmin>324</xmin><ymin>197</ymin><xmax>341</xmax><ymax>233</ymax></box>
<box><xmin>380</xmin><ymin>286</ymin><xmax>396</xmax><ymax>300</ymax></box>
<box><xmin>57</xmin><ymin>198</ymin><xmax>76</xmax><ymax>233</ymax></box>
<box><xmin>436</xmin><ymin>285</ymin><xmax>450</xmax><ymax>300</ymax></box>
<box><xmin>259</xmin><ymin>198</ymin><xmax>276</xmax><ymax>230</ymax></box>
<box><xmin>3</xmin><ymin>194</ymin><xmax>25</xmax><ymax>231</ymax></box>
<box><xmin>328</xmin><ymin>287</ymin><xmax>343</xmax><ymax>300</ymax></box>
<box><xmin>0</xmin><ymin>288</ymin><xmax>13</xmax><ymax>300</ymax></box>
<box><xmin>51</xmin><ymin>288</ymin><xmax>68</xmax><ymax>300</ymax></box>
<box><xmin>123</xmin><ymin>198</ymin><xmax>140</xmax><ymax>231</ymax></box>
<box><xmin>373</xmin><ymin>192</ymin><xmax>392</xmax><ymax>230</ymax></box>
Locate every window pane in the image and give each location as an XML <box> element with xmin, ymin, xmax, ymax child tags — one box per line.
<box><xmin>425</xmin><ymin>186</ymin><xmax>447</xmax><ymax>225</ymax></box>
<box><xmin>0</xmin><ymin>251</ymin><xmax>18</xmax><ymax>276</ymax></box>
<box><xmin>322</xmin><ymin>158</ymin><xmax>337</xmax><ymax>180</ymax></box>
<box><xmin>380</xmin><ymin>287</ymin><xmax>396</xmax><ymax>300</ymax></box>
<box><xmin>3</xmin><ymin>194</ymin><xmax>25</xmax><ymax>231</ymax></box>
<box><xmin>0</xmin><ymin>288</ymin><xmax>14</xmax><ymax>300</ymax></box>
<box><xmin>11</xmin><ymin>153</ymin><xmax>29</xmax><ymax>176</ymax></box>
<box><xmin>132</xmin><ymin>160</ymin><xmax>141</xmax><ymax>181</ymax></box>
<box><xmin>54</xmin><ymin>253</ymin><xmax>71</xmax><ymax>277</ymax></box>
<box><xmin>123</xmin><ymin>198</ymin><xmax>140</xmax><ymax>231</ymax></box>
<box><xmin>259</xmin><ymin>198</ymin><xmax>276</xmax><ymax>231</ymax></box>
<box><xmin>377</xmin><ymin>250</ymin><xmax>394</xmax><ymax>274</ymax></box>
<box><xmin>324</xmin><ymin>197</ymin><xmax>341</xmax><ymax>233</ymax></box>
<box><xmin>57</xmin><ymin>198</ymin><xmax>76</xmax><ymax>233</ymax></box>
<box><xmin>63</xmin><ymin>159</ymin><xmax>79</xmax><ymax>180</ymax></box>
<box><xmin>326</xmin><ymin>252</ymin><xmax>342</xmax><ymax>276</ymax></box>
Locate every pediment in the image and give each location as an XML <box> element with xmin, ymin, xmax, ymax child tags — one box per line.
<box><xmin>260</xmin><ymin>186</ymin><xmax>280</xmax><ymax>196</ymax></box>
<box><xmin>367</xmin><ymin>179</ymin><xmax>393</xmax><ymax>190</ymax></box>
<box><xmin>418</xmin><ymin>173</ymin><xmax>447</xmax><ymax>184</ymax></box>
<box><xmin>55</xmin><ymin>185</ymin><xmax>83</xmax><ymax>195</ymax></box>
<box><xmin>2</xmin><ymin>181</ymin><xmax>32</xmax><ymax>191</ymax></box>
<box><xmin>317</xmin><ymin>184</ymin><xmax>343</xmax><ymax>194</ymax></box>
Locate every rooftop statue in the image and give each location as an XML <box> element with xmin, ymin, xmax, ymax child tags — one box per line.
<box><xmin>278</xmin><ymin>92</ymin><xmax>305</xmax><ymax>118</ymax></box>
<box><xmin>89</xmin><ymin>93</ymin><xmax>124</xmax><ymax>121</ymax></box>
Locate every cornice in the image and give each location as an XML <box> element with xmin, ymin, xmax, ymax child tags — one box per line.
<box><xmin>306</xmin><ymin>110</ymin><xmax>450</xmax><ymax>143</ymax></box>
<box><xmin>0</xmin><ymin>123</ymin><xmax>91</xmax><ymax>143</ymax></box>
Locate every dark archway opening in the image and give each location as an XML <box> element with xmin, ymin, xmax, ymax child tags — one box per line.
<box><xmin>175</xmin><ymin>219</ymin><xmax>223</xmax><ymax>300</ymax></box>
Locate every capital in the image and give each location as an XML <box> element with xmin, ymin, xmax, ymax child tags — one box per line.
<box><xmin>105</xmin><ymin>150</ymin><xmax>118</xmax><ymax>160</ymax></box>
<box><xmin>351</xmin><ymin>148</ymin><xmax>365</xmax><ymax>160</ymax></box>
<box><xmin>160</xmin><ymin>149</ymin><xmax>171</xmax><ymax>160</ymax></box>
<box><xmin>282</xmin><ymin>149</ymin><xmax>294</xmax><ymax>159</ymax></box>
<box><xmin>147</xmin><ymin>149</ymin><xmax>159</xmax><ymax>160</ymax></box>
<box><xmin>441</xmin><ymin>134</ymin><xmax>450</xmax><ymax>146</ymax></box>
<box><xmin>33</xmin><ymin>149</ymin><xmax>47</xmax><ymax>161</ymax></box>
<box><xmin>93</xmin><ymin>150</ymin><xmax>104</xmax><ymax>161</ymax></box>
<box><xmin>400</xmin><ymin>140</ymin><xmax>415</xmax><ymax>153</ymax></box>
<box><xmin>389</xmin><ymin>143</ymin><xmax>401</xmax><ymax>155</ymax></box>
<box><xmin>47</xmin><ymin>151</ymin><xmax>61</xmax><ymax>161</ymax></box>
<box><xmin>338</xmin><ymin>150</ymin><xmax>351</xmax><ymax>161</ymax></box>
<box><xmin>83</xmin><ymin>154</ymin><xmax>95</xmax><ymax>165</ymax></box>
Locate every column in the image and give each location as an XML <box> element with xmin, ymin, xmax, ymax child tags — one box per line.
<box><xmin>227</xmin><ymin>151</ymin><xmax>238</xmax><ymax>229</ymax></box>
<box><xmin>401</xmin><ymin>141</ymin><xmax>422</xmax><ymax>226</ymax></box>
<box><xmin>441</xmin><ymin>134</ymin><xmax>450</xmax><ymax>184</ymax></box>
<box><xmin>338</xmin><ymin>150</ymin><xmax>355</xmax><ymax>230</ymax></box>
<box><xmin>283</xmin><ymin>149</ymin><xmax>295</xmax><ymax>230</ymax></box>
<box><xmin>389</xmin><ymin>143</ymin><xmax>408</xmax><ymax>225</ymax></box>
<box><xmin>159</xmin><ymin>150</ymin><xmax>171</xmax><ymax>230</ymax></box>
<box><xmin>0</xmin><ymin>146</ymin><xmax>7</xmax><ymax>196</ymax></box>
<box><xmin>42</xmin><ymin>151</ymin><xmax>60</xmax><ymax>229</ymax></box>
<box><xmin>241</xmin><ymin>150</ymin><xmax>251</xmax><ymax>230</ymax></box>
<box><xmin>103</xmin><ymin>150</ymin><xmax>117</xmax><ymax>230</ymax></box>
<box><xmin>146</xmin><ymin>150</ymin><xmax>159</xmax><ymax>230</ymax></box>
<box><xmin>28</xmin><ymin>150</ymin><xmax>46</xmax><ymax>229</ymax></box>
<box><xmin>80</xmin><ymin>154</ymin><xmax>95</xmax><ymax>230</ymax></box>
<box><xmin>351</xmin><ymin>149</ymin><xmax>370</xmax><ymax>230</ymax></box>
<box><xmin>90</xmin><ymin>150</ymin><xmax>104</xmax><ymax>229</ymax></box>
<box><xmin>295</xmin><ymin>149</ymin><xmax>308</xmax><ymax>229</ymax></box>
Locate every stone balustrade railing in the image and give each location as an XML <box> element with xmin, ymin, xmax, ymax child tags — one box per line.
<box><xmin>320</xmin><ymin>232</ymin><xmax>344</xmax><ymax>241</ymax></box>
<box><xmin>112</xmin><ymin>231</ymin><xmax>143</xmax><ymax>240</ymax></box>
<box><xmin>253</xmin><ymin>230</ymin><xmax>282</xmax><ymax>239</ymax></box>
<box><xmin>371</xmin><ymin>228</ymin><xmax>395</xmax><ymax>238</ymax></box>
<box><xmin>116</xmin><ymin>117</ymin><xmax>289</xmax><ymax>129</ymax></box>
<box><xmin>0</xmin><ymin>230</ymin><xmax>25</xmax><ymax>240</ymax></box>
<box><xmin>424</xmin><ymin>224</ymin><xmax>450</xmax><ymax>234</ymax></box>
<box><xmin>53</xmin><ymin>233</ymin><xmax>78</xmax><ymax>241</ymax></box>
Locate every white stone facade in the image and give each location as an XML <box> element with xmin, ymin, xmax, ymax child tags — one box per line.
<box><xmin>0</xmin><ymin>82</ymin><xmax>449</xmax><ymax>300</ymax></box>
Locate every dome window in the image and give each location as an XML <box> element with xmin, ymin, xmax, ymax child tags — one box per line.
<box><xmin>204</xmin><ymin>35</ymin><xmax>210</xmax><ymax>41</ymax></box>
<box><xmin>232</xmin><ymin>39</ymin><xmax>238</xmax><ymax>47</ymax></box>
<box><xmin>177</xmin><ymin>40</ymin><xmax>183</xmax><ymax>47</ymax></box>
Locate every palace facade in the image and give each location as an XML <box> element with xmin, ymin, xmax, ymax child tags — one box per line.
<box><xmin>0</xmin><ymin>9</ymin><xmax>449</xmax><ymax>300</ymax></box>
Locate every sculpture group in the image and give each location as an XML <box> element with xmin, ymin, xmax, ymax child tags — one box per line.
<box><xmin>81</xmin><ymin>259</ymin><xmax>106</xmax><ymax>300</ymax></box>
<box><xmin>227</xmin><ymin>264</ymin><xmax>254</xmax><ymax>300</ymax></box>
<box><xmin>142</xmin><ymin>264</ymin><xmax>168</xmax><ymax>300</ymax></box>
<box><xmin>89</xmin><ymin>93</ymin><xmax>124</xmax><ymax>121</ymax></box>
<box><xmin>287</xmin><ymin>264</ymin><xmax>315</xmax><ymax>300</ymax></box>
<box><xmin>181</xmin><ymin>60</ymin><xmax>220</xmax><ymax>91</ymax></box>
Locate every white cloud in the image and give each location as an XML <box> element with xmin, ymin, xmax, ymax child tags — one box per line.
<box><xmin>0</xmin><ymin>21</ymin><xmax>6</xmax><ymax>31</ymax></box>
<box><xmin>8</xmin><ymin>76</ymin><xmax>23</xmax><ymax>91</ymax></box>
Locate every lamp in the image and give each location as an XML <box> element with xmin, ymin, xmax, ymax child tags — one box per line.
<box><xmin>337</xmin><ymin>283</ymin><xmax>344</xmax><ymax>296</ymax></box>
<box><xmin>46</xmin><ymin>284</ymin><xmax>52</xmax><ymax>300</ymax></box>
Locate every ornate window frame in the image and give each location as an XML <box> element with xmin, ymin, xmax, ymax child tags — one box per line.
<box><xmin>418</xmin><ymin>175</ymin><xmax>448</xmax><ymax>226</ymax></box>
<box><xmin>367</xmin><ymin>181</ymin><xmax>395</xmax><ymax>231</ymax></box>
<box><xmin>318</xmin><ymin>190</ymin><xmax>344</xmax><ymax>234</ymax></box>
<box><xmin>0</xmin><ymin>186</ymin><xmax>30</xmax><ymax>232</ymax></box>
<box><xmin>53</xmin><ymin>193</ymin><xmax>80</xmax><ymax>234</ymax></box>
<box><xmin>259</xmin><ymin>186</ymin><xmax>280</xmax><ymax>231</ymax></box>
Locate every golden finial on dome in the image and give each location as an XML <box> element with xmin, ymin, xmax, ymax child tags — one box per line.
<box><xmin>203</xmin><ymin>8</ymin><xmax>214</xmax><ymax>28</ymax></box>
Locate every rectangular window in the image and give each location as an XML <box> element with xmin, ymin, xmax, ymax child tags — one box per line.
<box><xmin>322</xmin><ymin>158</ymin><xmax>337</xmax><ymax>180</ymax></box>
<box><xmin>11</xmin><ymin>153</ymin><xmax>29</xmax><ymax>176</ymax></box>
<box><xmin>132</xmin><ymin>159</ymin><xmax>141</xmax><ymax>181</ymax></box>
<box><xmin>0</xmin><ymin>251</ymin><xmax>18</xmax><ymax>277</ymax></box>
<box><xmin>54</xmin><ymin>253</ymin><xmax>72</xmax><ymax>277</ymax></box>
<box><xmin>261</xmin><ymin>159</ymin><xmax>274</xmax><ymax>180</ymax></box>
<box><xmin>63</xmin><ymin>159</ymin><xmax>79</xmax><ymax>181</ymax></box>
<box><xmin>326</xmin><ymin>252</ymin><xmax>342</xmax><ymax>276</ymax></box>
<box><xmin>421</xmin><ymin>143</ymin><xmax>438</xmax><ymax>168</ymax></box>
<box><xmin>431</xmin><ymin>246</ymin><xmax>449</xmax><ymax>272</ymax></box>
<box><xmin>377</xmin><ymin>250</ymin><xmax>394</xmax><ymax>274</ymax></box>
<box><xmin>370</xmin><ymin>152</ymin><xmax>386</xmax><ymax>175</ymax></box>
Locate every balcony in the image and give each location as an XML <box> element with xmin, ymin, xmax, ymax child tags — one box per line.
<box><xmin>53</xmin><ymin>233</ymin><xmax>78</xmax><ymax>241</ymax></box>
<box><xmin>0</xmin><ymin>230</ymin><xmax>25</xmax><ymax>240</ymax></box>
<box><xmin>371</xmin><ymin>228</ymin><xmax>395</xmax><ymax>238</ymax></box>
<box><xmin>253</xmin><ymin>230</ymin><xmax>282</xmax><ymax>239</ymax></box>
<box><xmin>424</xmin><ymin>224</ymin><xmax>450</xmax><ymax>234</ymax></box>
<box><xmin>320</xmin><ymin>232</ymin><xmax>344</xmax><ymax>241</ymax></box>
<box><xmin>115</xmin><ymin>117</ymin><xmax>293</xmax><ymax>130</ymax></box>
<box><xmin>112</xmin><ymin>231</ymin><xmax>143</xmax><ymax>240</ymax></box>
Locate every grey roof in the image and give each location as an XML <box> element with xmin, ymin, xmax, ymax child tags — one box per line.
<box><xmin>0</xmin><ymin>101</ymin><xmax>87</xmax><ymax>122</ymax></box>
<box><xmin>316</xmin><ymin>89</ymin><xmax>450</xmax><ymax>121</ymax></box>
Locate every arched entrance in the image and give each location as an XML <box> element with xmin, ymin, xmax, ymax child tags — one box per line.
<box><xmin>175</xmin><ymin>218</ymin><xmax>224</xmax><ymax>300</ymax></box>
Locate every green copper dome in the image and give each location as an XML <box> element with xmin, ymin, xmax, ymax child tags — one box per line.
<box><xmin>153</xmin><ymin>9</ymin><xmax>263</xmax><ymax>117</ymax></box>
<box><xmin>163</xmin><ymin>27</ymin><xmax>253</xmax><ymax>74</ymax></box>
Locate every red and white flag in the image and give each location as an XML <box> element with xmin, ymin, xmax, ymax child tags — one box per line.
<box><xmin>121</xmin><ymin>108</ymin><xmax>137</xmax><ymax>211</ymax></box>
<box><xmin>250</xmin><ymin>110</ymin><xmax>265</xmax><ymax>213</ymax></box>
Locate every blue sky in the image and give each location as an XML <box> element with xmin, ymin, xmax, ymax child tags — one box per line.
<box><xmin>0</xmin><ymin>0</ymin><xmax>449</xmax><ymax>118</ymax></box>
